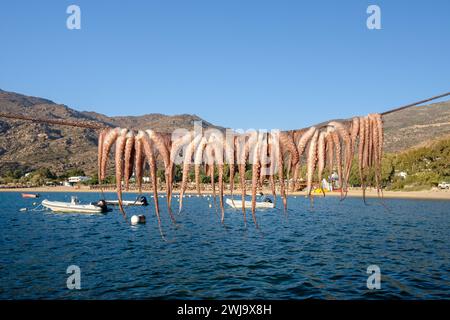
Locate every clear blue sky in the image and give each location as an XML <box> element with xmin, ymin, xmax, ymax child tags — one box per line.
<box><xmin>0</xmin><ymin>0</ymin><xmax>449</xmax><ymax>130</ymax></box>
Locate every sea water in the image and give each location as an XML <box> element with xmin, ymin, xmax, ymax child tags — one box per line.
<box><xmin>0</xmin><ymin>192</ymin><xmax>449</xmax><ymax>299</ymax></box>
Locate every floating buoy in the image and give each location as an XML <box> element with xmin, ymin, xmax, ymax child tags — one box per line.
<box><xmin>131</xmin><ymin>215</ymin><xmax>146</xmax><ymax>225</ymax></box>
<box><xmin>208</xmin><ymin>204</ymin><xmax>212</xmax><ymax>208</ymax></box>
<box><xmin>19</xmin><ymin>208</ymin><xmax>27</xmax><ymax>212</ymax></box>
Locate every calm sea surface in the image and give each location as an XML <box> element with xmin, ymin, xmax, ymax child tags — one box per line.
<box><xmin>0</xmin><ymin>191</ymin><xmax>449</xmax><ymax>299</ymax></box>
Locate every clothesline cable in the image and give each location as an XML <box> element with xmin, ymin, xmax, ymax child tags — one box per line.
<box><xmin>0</xmin><ymin>91</ymin><xmax>449</xmax><ymax>131</ymax></box>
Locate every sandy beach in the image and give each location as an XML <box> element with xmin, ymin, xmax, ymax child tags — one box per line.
<box><xmin>2</xmin><ymin>185</ymin><xmax>450</xmax><ymax>200</ymax></box>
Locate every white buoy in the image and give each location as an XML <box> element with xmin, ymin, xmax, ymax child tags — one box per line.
<box><xmin>19</xmin><ymin>208</ymin><xmax>27</xmax><ymax>212</ymax></box>
<box><xmin>131</xmin><ymin>215</ymin><xmax>139</xmax><ymax>225</ymax></box>
<box><xmin>208</xmin><ymin>204</ymin><xmax>212</xmax><ymax>208</ymax></box>
<box><xmin>131</xmin><ymin>214</ymin><xmax>146</xmax><ymax>225</ymax></box>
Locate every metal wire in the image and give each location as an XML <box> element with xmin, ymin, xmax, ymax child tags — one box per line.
<box><xmin>380</xmin><ymin>92</ymin><xmax>450</xmax><ymax>116</ymax></box>
<box><xmin>0</xmin><ymin>112</ymin><xmax>108</xmax><ymax>130</ymax></box>
<box><xmin>0</xmin><ymin>91</ymin><xmax>449</xmax><ymax>131</ymax></box>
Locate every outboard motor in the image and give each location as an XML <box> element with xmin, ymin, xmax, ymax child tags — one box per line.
<box><xmin>264</xmin><ymin>197</ymin><xmax>273</xmax><ymax>203</ymax></box>
<box><xmin>138</xmin><ymin>196</ymin><xmax>148</xmax><ymax>206</ymax></box>
<box><xmin>96</xmin><ymin>199</ymin><xmax>108</xmax><ymax>212</ymax></box>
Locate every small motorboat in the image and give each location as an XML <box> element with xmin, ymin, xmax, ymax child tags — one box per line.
<box><xmin>22</xmin><ymin>193</ymin><xmax>40</xmax><ymax>199</ymax></box>
<box><xmin>225</xmin><ymin>198</ymin><xmax>275</xmax><ymax>209</ymax></box>
<box><xmin>42</xmin><ymin>196</ymin><xmax>108</xmax><ymax>214</ymax></box>
<box><xmin>105</xmin><ymin>196</ymin><xmax>148</xmax><ymax>207</ymax></box>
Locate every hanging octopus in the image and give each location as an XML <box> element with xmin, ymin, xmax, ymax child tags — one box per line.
<box><xmin>95</xmin><ymin>112</ymin><xmax>384</xmax><ymax>232</ymax></box>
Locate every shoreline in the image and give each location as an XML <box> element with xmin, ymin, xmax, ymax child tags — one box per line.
<box><xmin>1</xmin><ymin>186</ymin><xmax>450</xmax><ymax>201</ymax></box>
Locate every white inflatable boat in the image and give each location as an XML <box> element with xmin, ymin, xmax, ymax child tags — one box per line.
<box><xmin>42</xmin><ymin>196</ymin><xmax>108</xmax><ymax>214</ymax></box>
<box><xmin>225</xmin><ymin>198</ymin><xmax>275</xmax><ymax>209</ymax></box>
<box><xmin>105</xmin><ymin>196</ymin><xmax>148</xmax><ymax>207</ymax></box>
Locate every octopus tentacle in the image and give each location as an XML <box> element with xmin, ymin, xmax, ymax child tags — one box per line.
<box><xmin>124</xmin><ymin>131</ymin><xmax>135</xmax><ymax>191</ymax></box>
<box><xmin>194</xmin><ymin>137</ymin><xmax>208</xmax><ymax>195</ymax></box>
<box><xmin>375</xmin><ymin>114</ymin><xmax>384</xmax><ymax>169</ymax></box>
<box><xmin>267</xmin><ymin>132</ymin><xmax>277</xmax><ymax>206</ymax></box>
<box><xmin>280</xmin><ymin>131</ymin><xmax>299</xmax><ymax>167</ymax></box>
<box><xmin>208</xmin><ymin>132</ymin><xmax>225</xmax><ymax>222</ymax></box>
<box><xmin>277</xmin><ymin>132</ymin><xmax>289</xmax><ymax>211</ymax></box>
<box><xmin>330</xmin><ymin>130</ymin><xmax>343</xmax><ymax>200</ymax></box>
<box><xmin>204</xmin><ymin>143</ymin><xmax>216</xmax><ymax>211</ymax></box>
<box><xmin>235</xmin><ymin>133</ymin><xmax>247</xmax><ymax>221</ymax></box>
<box><xmin>179</xmin><ymin>133</ymin><xmax>202</xmax><ymax>213</ymax></box>
<box><xmin>280</xmin><ymin>131</ymin><xmax>299</xmax><ymax>192</ymax></box>
<box><xmin>245</xmin><ymin>132</ymin><xmax>259</xmax><ymax>214</ymax></box>
<box><xmin>97</xmin><ymin>129</ymin><xmax>107</xmax><ymax>184</ymax></box>
<box><xmin>317</xmin><ymin>131</ymin><xmax>326</xmax><ymax>197</ymax></box>
<box><xmin>368</xmin><ymin>114</ymin><xmax>380</xmax><ymax>195</ymax></box>
<box><xmin>115</xmin><ymin>128</ymin><xmax>128</xmax><ymax>218</ymax></box>
<box><xmin>147</xmin><ymin>130</ymin><xmax>175</xmax><ymax>222</ymax></box>
<box><xmin>224</xmin><ymin>133</ymin><xmax>235</xmax><ymax>200</ymax></box>
<box><xmin>259</xmin><ymin>132</ymin><xmax>269</xmax><ymax>190</ymax></box>
<box><xmin>218</xmin><ymin>161</ymin><xmax>224</xmax><ymax>222</ymax></box>
<box><xmin>328</xmin><ymin>121</ymin><xmax>351</xmax><ymax>194</ymax></box>
<box><xmin>325</xmin><ymin>132</ymin><xmax>334</xmax><ymax>177</ymax></box>
<box><xmin>367</xmin><ymin>117</ymin><xmax>374</xmax><ymax>169</ymax></box>
<box><xmin>350</xmin><ymin>117</ymin><xmax>360</xmax><ymax>155</ymax></box>
<box><xmin>343</xmin><ymin>117</ymin><xmax>360</xmax><ymax>196</ymax></box>
<box><xmin>134</xmin><ymin>131</ymin><xmax>145</xmax><ymax>194</ymax></box>
<box><xmin>306</xmin><ymin>130</ymin><xmax>320</xmax><ymax>198</ymax></box>
<box><xmin>293</xmin><ymin>127</ymin><xmax>317</xmax><ymax>191</ymax></box>
<box><xmin>140</xmin><ymin>133</ymin><xmax>162</xmax><ymax>228</ymax></box>
<box><xmin>251</xmin><ymin>137</ymin><xmax>261</xmax><ymax>226</ymax></box>
<box><xmin>170</xmin><ymin>131</ymin><xmax>193</xmax><ymax>203</ymax></box>
<box><xmin>101</xmin><ymin>127</ymin><xmax>120</xmax><ymax>181</ymax></box>
<box><xmin>358</xmin><ymin>116</ymin><xmax>367</xmax><ymax>203</ymax></box>
<box><xmin>362</xmin><ymin>116</ymin><xmax>370</xmax><ymax>170</ymax></box>
<box><xmin>374</xmin><ymin>113</ymin><xmax>384</xmax><ymax>198</ymax></box>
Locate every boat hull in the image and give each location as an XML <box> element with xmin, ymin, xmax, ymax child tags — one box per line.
<box><xmin>225</xmin><ymin>198</ymin><xmax>275</xmax><ymax>209</ymax></box>
<box><xmin>105</xmin><ymin>200</ymin><xmax>147</xmax><ymax>206</ymax></box>
<box><xmin>22</xmin><ymin>193</ymin><xmax>39</xmax><ymax>198</ymax></box>
<box><xmin>41</xmin><ymin>200</ymin><xmax>105</xmax><ymax>214</ymax></box>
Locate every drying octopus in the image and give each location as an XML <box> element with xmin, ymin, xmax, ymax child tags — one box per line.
<box><xmin>96</xmin><ymin>112</ymin><xmax>383</xmax><ymax>230</ymax></box>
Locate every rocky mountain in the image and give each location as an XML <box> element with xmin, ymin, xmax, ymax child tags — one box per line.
<box><xmin>0</xmin><ymin>89</ymin><xmax>219</xmax><ymax>176</ymax></box>
<box><xmin>0</xmin><ymin>89</ymin><xmax>449</xmax><ymax>177</ymax></box>
<box><xmin>382</xmin><ymin>100</ymin><xmax>450</xmax><ymax>153</ymax></box>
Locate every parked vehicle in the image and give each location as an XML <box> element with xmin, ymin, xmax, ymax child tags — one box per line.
<box><xmin>438</xmin><ymin>182</ymin><xmax>450</xmax><ymax>189</ymax></box>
